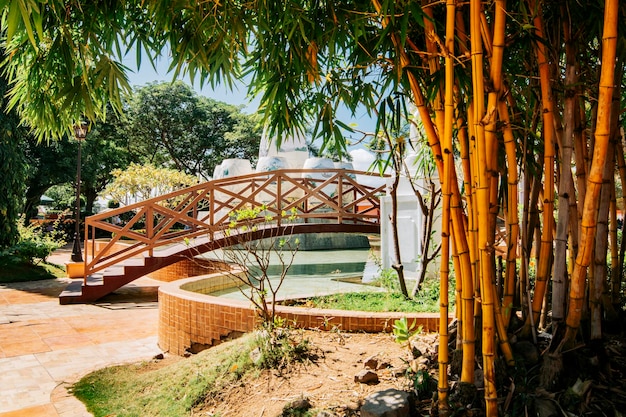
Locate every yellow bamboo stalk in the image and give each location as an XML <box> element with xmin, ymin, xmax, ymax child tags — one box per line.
<box><xmin>523</xmin><ymin>0</ymin><xmax>556</xmax><ymax>334</ymax></box>
<box><xmin>563</xmin><ymin>0</ymin><xmax>618</xmax><ymax>347</ymax></box>
<box><xmin>498</xmin><ymin>100</ymin><xmax>519</xmax><ymax>326</ymax></box>
<box><xmin>370</xmin><ymin>0</ymin><xmax>477</xmax><ymax>377</ymax></box>
<box><xmin>423</xmin><ymin>0</ymin><xmax>445</xmax><ymax>139</ymax></box>
<box><xmin>467</xmin><ymin>102</ymin><xmax>482</xmax><ymax>323</ymax></box>
<box><xmin>437</xmin><ymin>0</ymin><xmax>456</xmax><ymax>412</ymax></box>
<box><xmin>455</xmin><ymin>116</ymin><xmax>476</xmax><ymax>384</ymax></box>
<box><xmin>470</xmin><ymin>0</ymin><xmax>498</xmax><ymax>414</ymax></box>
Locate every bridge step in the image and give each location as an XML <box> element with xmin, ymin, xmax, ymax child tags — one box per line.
<box><xmin>59</xmin><ymin>256</ymin><xmax>151</xmax><ymax>304</ymax></box>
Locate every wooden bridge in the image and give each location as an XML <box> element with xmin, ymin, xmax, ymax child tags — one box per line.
<box><xmin>60</xmin><ymin>169</ymin><xmax>387</xmax><ymax>304</ymax></box>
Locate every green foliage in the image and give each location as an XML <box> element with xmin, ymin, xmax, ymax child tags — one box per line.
<box><xmin>45</xmin><ymin>184</ymin><xmax>77</xmax><ymax>211</ymax></box>
<box><xmin>128</xmin><ymin>82</ymin><xmax>262</xmax><ymax>179</ymax></box>
<box><xmin>0</xmin><ymin>261</ymin><xmax>66</xmax><ymax>284</ymax></box>
<box><xmin>412</xmin><ymin>369</ymin><xmax>434</xmax><ymax>400</ymax></box>
<box><xmin>0</xmin><ymin>218</ymin><xmax>66</xmax><ymax>266</ymax></box>
<box><xmin>0</xmin><ymin>60</ymin><xmax>28</xmax><ymax>249</ymax></box>
<box><xmin>104</xmin><ymin>163</ymin><xmax>198</xmax><ymax>206</ymax></box>
<box><xmin>21</xmin><ymin>135</ymin><xmax>77</xmax><ymax>221</ymax></box>
<box><xmin>300</xmin><ymin>291</ymin><xmax>426</xmax><ymax>312</ymax></box>
<box><xmin>253</xmin><ymin>325</ymin><xmax>311</xmax><ymax>373</ymax></box>
<box><xmin>392</xmin><ymin>317</ymin><xmax>423</xmax><ymax>345</ymax></box>
<box><xmin>372</xmin><ymin>268</ymin><xmax>401</xmax><ymax>292</ymax></box>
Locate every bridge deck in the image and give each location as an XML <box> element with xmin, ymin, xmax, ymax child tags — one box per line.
<box><xmin>60</xmin><ymin>169</ymin><xmax>387</xmax><ymax>303</ymax></box>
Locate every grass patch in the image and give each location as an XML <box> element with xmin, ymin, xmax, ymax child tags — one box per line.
<box><xmin>285</xmin><ymin>291</ymin><xmax>435</xmax><ymax>312</ymax></box>
<box><xmin>282</xmin><ymin>275</ymin><xmax>451</xmax><ymax>313</ymax></box>
<box><xmin>0</xmin><ymin>261</ymin><xmax>66</xmax><ymax>283</ymax></box>
<box><xmin>73</xmin><ymin>333</ymin><xmax>258</xmax><ymax>417</ymax></box>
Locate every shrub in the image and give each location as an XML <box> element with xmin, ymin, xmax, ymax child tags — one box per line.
<box><xmin>0</xmin><ymin>217</ymin><xmax>66</xmax><ymax>265</ymax></box>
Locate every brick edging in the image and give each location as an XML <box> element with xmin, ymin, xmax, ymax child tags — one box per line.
<box><xmin>158</xmin><ymin>274</ymin><xmax>449</xmax><ymax>356</ymax></box>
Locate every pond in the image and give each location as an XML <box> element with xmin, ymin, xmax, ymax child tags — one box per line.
<box><xmin>205</xmin><ymin>248</ymin><xmax>385</xmax><ymax>300</ymax></box>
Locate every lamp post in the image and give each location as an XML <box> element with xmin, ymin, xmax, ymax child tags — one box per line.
<box><xmin>71</xmin><ymin>122</ymin><xmax>88</xmax><ymax>262</ymax></box>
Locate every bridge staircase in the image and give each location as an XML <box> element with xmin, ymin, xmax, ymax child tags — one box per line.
<box><xmin>59</xmin><ymin>169</ymin><xmax>386</xmax><ymax>304</ymax></box>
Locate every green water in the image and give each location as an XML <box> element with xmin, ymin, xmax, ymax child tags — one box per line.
<box><xmin>206</xmin><ymin>248</ymin><xmax>383</xmax><ymax>299</ymax></box>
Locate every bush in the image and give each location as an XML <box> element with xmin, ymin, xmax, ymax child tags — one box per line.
<box><xmin>252</xmin><ymin>323</ymin><xmax>311</xmax><ymax>373</ymax></box>
<box><xmin>0</xmin><ymin>217</ymin><xmax>66</xmax><ymax>265</ymax></box>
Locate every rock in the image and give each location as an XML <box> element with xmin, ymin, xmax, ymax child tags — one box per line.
<box><xmin>285</xmin><ymin>397</ymin><xmax>311</xmax><ymax>411</ymax></box>
<box><xmin>377</xmin><ymin>360</ymin><xmax>392</xmax><ymax>370</ymax></box>
<box><xmin>316</xmin><ymin>411</ymin><xmax>336</xmax><ymax>417</ymax></box>
<box><xmin>361</xmin><ymin>389</ymin><xmax>410</xmax><ymax>417</ymax></box>
<box><xmin>355</xmin><ymin>369</ymin><xmax>379</xmax><ymax>384</ymax></box>
<box><xmin>364</xmin><ymin>355</ymin><xmax>379</xmax><ymax>370</ymax></box>
<box><xmin>249</xmin><ymin>347</ymin><xmax>262</xmax><ymax>365</ymax></box>
<box><xmin>153</xmin><ymin>353</ymin><xmax>164</xmax><ymax>360</ymax></box>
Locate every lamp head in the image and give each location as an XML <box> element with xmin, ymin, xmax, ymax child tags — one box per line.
<box><xmin>73</xmin><ymin>122</ymin><xmax>88</xmax><ymax>140</ymax></box>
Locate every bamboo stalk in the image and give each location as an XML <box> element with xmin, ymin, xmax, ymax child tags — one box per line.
<box><xmin>456</xmin><ymin>116</ymin><xmax>476</xmax><ymax>384</ymax></box>
<box><xmin>523</xmin><ymin>0</ymin><xmax>556</xmax><ymax>334</ymax></box>
<box><xmin>613</xmin><ymin>135</ymin><xmax>626</xmax><ymax>304</ymax></box>
<box><xmin>437</xmin><ymin>0</ymin><xmax>456</xmax><ymax>412</ymax></box>
<box><xmin>470</xmin><ymin>0</ymin><xmax>498</xmax><ymax>414</ymax></box>
<box><xmin>563</xmin><ymin>0</ymin><xmax>618</xmax><ymax>348</ymax></box>
<box><xmin>552</xmin><ymin>14</ymin><xmax>578</xmax><ymax>323</ymax></box>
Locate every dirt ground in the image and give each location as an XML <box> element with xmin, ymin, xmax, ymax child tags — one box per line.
<box><xmin>194</xmin><ymin>330</ymin><xmax>421</xmax><ymax>417</ymax></box>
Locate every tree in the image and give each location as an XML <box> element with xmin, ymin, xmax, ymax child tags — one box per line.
<box><xmin>21</xmin><ymin>136</ymin><xmax>77</xmax><ymax>223</ymax></box>
<box><xmin>128</xmin><ymin>81</ymin><xmax>262</xmax><ymax>179</ymax></box>
<box><xmin>0</xmin><ymin>64</ymin><xmax>27</xmax><ymax>248</ymax></box>
<box><xmin>80</xmin><ymin>107</ymin><xmax>134</xmax><ymax>215</ymax></box>
<box><xmin>103</xmin><ymin>163</ymin><xmax>198</xmax><ymax>207</ymax></box>
<box><xmin>220</xmin><ymin>205</ymin><xmax>300</xmax><ymax>326</ymax></box>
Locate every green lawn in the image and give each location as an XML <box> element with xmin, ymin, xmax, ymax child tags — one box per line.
<box><xmin>283</xmin><ymin>291</ymin><xmax>439</xmax><ymax>312</ymax></box>
<box><xmin>0</xmin><ymin>261</ymin><xmax>66</xmax><ymax>283</ymax></box>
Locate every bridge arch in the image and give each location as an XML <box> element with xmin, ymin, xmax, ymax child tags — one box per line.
<box><xmin>61</xmin><ymin>169</ymin><xmax>387</xmax><ymax>303</ymax></box>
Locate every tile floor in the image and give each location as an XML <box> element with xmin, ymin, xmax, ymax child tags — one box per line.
<box><xmin>0</xmin><ymin>248</ymin><xmax>163</xmax><ymax>417</ymax></box>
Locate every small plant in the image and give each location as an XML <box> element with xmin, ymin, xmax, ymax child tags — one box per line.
<box><xmin>392</xmin><ymin>317</ymin><xmax>422</xmax><ymax>345</ymax></box>
<box><xmin>392</xmin><ymin>318</ymin><xmax>436</xmax><ymax>400</ymax></box>
<box><xmin>221</xmin><ymin>204</ymin><xmax>300</xmax><ymax>326</ymax></box>
<box><xmin>253</xmin><ymin>323</ymin><xmax>310</xmax><ymax>373</ymax></box>
<box><xmin>372</xmin><ymin>267</ymin><xmax>400</xmax><ymax>292</ymax></box>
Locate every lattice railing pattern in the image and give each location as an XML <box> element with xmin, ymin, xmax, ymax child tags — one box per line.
<box><xmin>83</xmin><ymin>169</ymin><xmax>387</xmax><ymax>280</ymax></box>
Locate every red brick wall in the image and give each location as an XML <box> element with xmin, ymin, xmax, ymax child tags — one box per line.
<box><xmin>158</xmin><ymin>274</ymin><xmax>447</xmax><ymax>356</ymax></box>
<box><xmin>149</xmin><ymin>258</ymin><xmax>229</xmax><ymax>282</ymax></box>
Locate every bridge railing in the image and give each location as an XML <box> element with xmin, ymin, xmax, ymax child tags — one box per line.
<box><xmin>83</xmin><ymin>169</ymin><xmax>388</xmax><ymax>280</ymax></box>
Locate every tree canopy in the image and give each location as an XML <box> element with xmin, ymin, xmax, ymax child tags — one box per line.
<box><xmin>128</xmin><ymin>81</ymin><xmax>262</xmax><ymax>178</ymax></box>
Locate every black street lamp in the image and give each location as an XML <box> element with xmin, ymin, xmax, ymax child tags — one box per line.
<box><xmin>71</xmin><ymin>122</ymin><xmax>88</xmax><ymax>262</ymax></box>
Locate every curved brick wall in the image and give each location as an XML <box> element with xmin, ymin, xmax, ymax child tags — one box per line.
<box><xmin>158</xmin><ymin>273</ymin><xmax>446</xmax><ymax>356</ymax></box>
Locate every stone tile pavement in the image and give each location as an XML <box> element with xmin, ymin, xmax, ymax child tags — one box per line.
<box><xmin>0</xmin><ymin>247</ymin><xmax>163</xmax><ymax>416</ymax></box>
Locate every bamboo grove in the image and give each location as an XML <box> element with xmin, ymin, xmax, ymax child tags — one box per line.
<box><xmin>2</xmin><ymin>0</ymin><xmax>626</xmax><ymax>415</ymax></box>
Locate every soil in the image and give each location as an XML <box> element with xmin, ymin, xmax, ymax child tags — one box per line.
<box><xmin>132</xmin><ymin>323</ymin><xmax>626</xmax><ymax>417</ymax></box>
<box><xmin>184</xmin><ymin>325</ymin><xmax>626</xmax><ymax>417</ymax></box>
<box><xmin>194</xmin><ymin>329</ymin><xmax>422</xmax><ymax>417</ymax></box>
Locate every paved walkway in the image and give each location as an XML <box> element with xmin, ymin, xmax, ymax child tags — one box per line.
<box><xmin>0</xmin><ymin>248</ymin><xmax>163</xmax><ymax>417</ymax></box>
